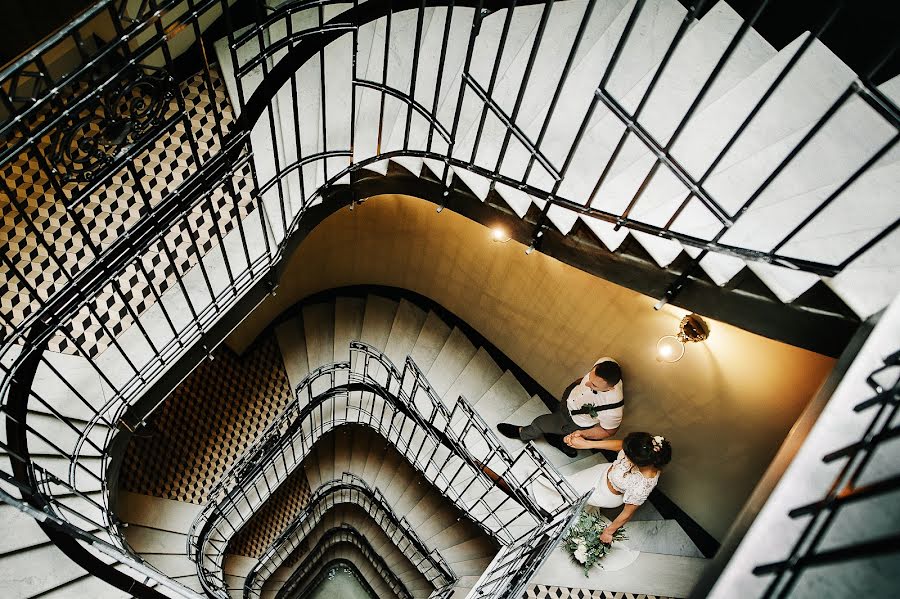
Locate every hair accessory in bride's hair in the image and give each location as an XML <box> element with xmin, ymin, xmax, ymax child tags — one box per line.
<box><xmin>651</xmin><ymin>435</ymin><xmax>665</xmax><ymax>452</ymax></box>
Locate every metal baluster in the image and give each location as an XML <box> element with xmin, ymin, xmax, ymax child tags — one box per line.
<box><xmin>426</xmin><ymin>1</ymin><xmax>455</xmax><ymax>154</ymax></box>
<box><xmin>468</xmin><ymin>0</ymin><xmax>518</xmax><ymax>165</ymax></box>
<box><xmin>521</xmin><ymin>0</ymin><xmax>598</xmax><ymax>182</ymax></box>
<box><xmin>318</xmin><ymin>1</ymin><xmax>330</xmax><ymax>184</ymax></box>
<box><xmin>443</xmin><ymin>0</ymin><xmax>486</xmax><ymax>191</ymax></box>
<box><xmin>284</xmin><ymin>8</ymin><xmax>309</xmax><ymax>210</ymax></box>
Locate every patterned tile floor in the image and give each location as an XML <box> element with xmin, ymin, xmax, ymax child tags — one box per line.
<box><xmin>1</xmin><ymin>67</ymin><xmax>255</xmax><ymax>357</ymax></box>
<box><xmin>524</xmin><ymin>587</ymin><xmax>676</xmax><ymax>599</ymax></box>
<box><xmin>228</xmin><ymin>467</ymin><xmax>312</xmax><ymax>558</ymax></box>
<box><xmin>119</xmin><ymin>332</ymin><xmax>295</xmax><ymax>505</ymax></box>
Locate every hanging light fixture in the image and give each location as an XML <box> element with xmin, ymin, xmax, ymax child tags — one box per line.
<box><xmin>491</xmin><ymin>227</ymin><xmax>511</xmax><ymax>243</ymax></box>
<box><xmin>656</xmin><ymin>313</ymin><xmax>710</xmax><ymax>363</ymax></box>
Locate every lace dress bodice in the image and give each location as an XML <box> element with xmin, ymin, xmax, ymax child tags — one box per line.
<box><xmin>606</xmin><ymin>450</ymin><xmax>659</xmax><ymax>505</ymax></box>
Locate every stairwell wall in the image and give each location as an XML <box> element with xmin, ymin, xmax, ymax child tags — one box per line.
<box><xmin>226</xmin><ymin>193</ymin><xmax>835</xmax><ymax>540</ymax></box>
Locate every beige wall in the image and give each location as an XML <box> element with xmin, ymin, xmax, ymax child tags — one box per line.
<box><xmin>228</xmin><ymin>194</ymin><xmax>836</xmax><ymax>540</ymax></box>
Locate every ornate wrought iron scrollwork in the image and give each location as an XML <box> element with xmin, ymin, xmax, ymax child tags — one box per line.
<box><xmin>49</xmin><ymin>65</ymin><xmax>176</xmax><ymax>183</ymax></box>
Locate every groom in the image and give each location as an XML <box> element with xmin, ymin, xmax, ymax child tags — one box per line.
<box><xmin>496</xmin><ymin>358</ymin><xmax>623</xmax><ymax>457</ymax></box>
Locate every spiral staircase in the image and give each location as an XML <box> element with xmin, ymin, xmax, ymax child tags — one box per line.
<box><xmin>1</xmin><ymin>0</ymin><xmax>899</xmax><ymax>598</ymax></box>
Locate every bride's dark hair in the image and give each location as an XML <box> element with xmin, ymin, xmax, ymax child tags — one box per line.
<box><xmin>623</xmin><ymin>432</ymin><xmax>672</xmax><ymax>468</ymax></box>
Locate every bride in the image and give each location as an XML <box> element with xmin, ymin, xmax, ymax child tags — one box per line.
<box><xmin>535</xmin><ymin>432</ymin><xmax>672</xmax><ymax>544</ymax></box>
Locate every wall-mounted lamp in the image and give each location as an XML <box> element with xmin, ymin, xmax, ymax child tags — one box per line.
<box><xmin>656</xmin><ymin>313</ymin><xmax>710</xmax><ymax>363</ymax></box>
<box><xmin>491</xmin><ymin>227</ymin><xmax>511</xmax><ymax>243</ymax></box>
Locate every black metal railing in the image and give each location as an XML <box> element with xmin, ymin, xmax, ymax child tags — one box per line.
<box><xmin>188</xmin><ymin>342</ymin><xmax>581</xmax><ymax>598</ymax></box>
<box><xmin>242</xmin><ymin>472</ymin><xmax>457</xmax><ymax>598</ymax></box>
<box><xmin>275</xmin><ymin>525</ymin><xmax>415</xmax><ymax>599</ymax></box>
<box><xmin>1</xmin><ymin>1</ymin><xmax>898</xmax><ymax>598</ymax></box>
<box><xmin>751</xmin><ymin>347</ymin><xmax>900</xmax><ymax>596</ymax></box>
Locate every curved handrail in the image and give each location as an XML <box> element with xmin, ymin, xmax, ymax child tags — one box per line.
<box><xmin>275</xmin><ymin>524</ymin><xmax>414</xmax><ymax>599</ymax></box>
<box><xmin>188</xmin><ymin>342</ymin><xmax>578</xmax><ymax>598</ymax></box>
<box><xmin>243</xmin><ymin>473</ymin><xmax>456</xmax><ymax>598</ymax></box>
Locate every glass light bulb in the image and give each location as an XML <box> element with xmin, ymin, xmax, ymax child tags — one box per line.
<box><xmin>656</xmin><ymin>335</ymin><xmax>685</xmax><ymax>363</ymax></box>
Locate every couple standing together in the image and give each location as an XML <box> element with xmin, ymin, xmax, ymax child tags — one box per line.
<box><xmin>496</xmin><ymin>357</ymin><xmax>672</xmax><ymax>543</ymax></box>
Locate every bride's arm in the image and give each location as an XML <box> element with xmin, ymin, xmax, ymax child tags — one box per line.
<box><xmin>563</xmin><ymin>435</ymin><xmax>623</xmax><ymax>451</ymax></box>
<box><xmin>599</xmin><ymin>503</ymin><xmax>638</xmax><ymax>543</ymax></box>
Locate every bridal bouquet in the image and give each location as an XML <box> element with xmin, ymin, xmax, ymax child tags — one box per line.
<box><xmin>563</xmin><ymin>512</ymin><xmax>628</xmax><ymax>576</ymax></box>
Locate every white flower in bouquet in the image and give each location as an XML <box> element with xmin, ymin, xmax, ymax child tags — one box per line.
<box><xmin>563</xmin><ymin>512</ymin><xmax>628</xmax><ymax>576</ymax></box>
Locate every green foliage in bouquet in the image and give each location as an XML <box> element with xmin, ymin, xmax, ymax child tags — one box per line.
<box><xmin>562</xmin><ymin>512</ymin><xmax>627</xmax><ymax>576</ymax></box>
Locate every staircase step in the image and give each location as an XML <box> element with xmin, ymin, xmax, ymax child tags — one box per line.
<box><xmin>439</xmin><ymin>536</ymin><xmax>498</xmax><ymax>566</ymax></box>
<box><xmin>469</xmin><ymin>370</ymin><xmax>531</xmax><ymax>428</ymax></box>
<box><xmin>408</xmin><ymin>311</ymin><xmax>453</xmax><ymax>373</ymax></box>
<box><xmin>29</xmin><ymin>351</ymin><xmax>107</xmax><ymax>421</ymax></box>
<box><xmin>426</xmin><ymin>327</ymin><xmax>477</xmax><ymax>397</ymax></box>
<box><xmin>360</xmin><ymin>294</ymin><xmax>400</xmax><ymax>351</ymax></box>
<box><xmin>302</xmin><ymin>302</ymin><xmax>336</xmax><ymax>369</ymax></box>
<box><xmin>380</xmin><ymin>7</ymin><xmax>437</xmax><ymax>157</ymax></box>
<box><xmin>333</xmin><ymin>295</ymin><xmax>366</xmax><ymax>362</ymax></box>
<box><xmin>123</xmin><ymin>525</ymin><xmax>188</xmax><ymax>555</ymax></box>
<box><xmin>36</xmin><ymin>573</ymin><xmax>130</xmax><ymax>599</ymax></box>
<box><xmin>385</xmin><ymin>7</ymin><xmax>476</xmax><ymax>175</ymax></box>
<box><xmin>446</xmin><ymin>555</ymin><xmax>495</xmax><ymax>577</ymax></box>
<box><xmin>0</xmin><ymin>504</ymin><xmax>51</xmax><ymax>557</ymax></box>
<box><xmin>274</xmin><ymin>317</ymin><xmax>310</xmax><ymax>390</ymax></box>
<box><xmin>3</xmin><ymin>412</ymin><xmax>108</xmax><ymax>459</ymax></box>
<box><xmin>441</xmin><ymin>347</ymin><xmax>504</xmax><ymax>413</ymax></box>
<box><xmin>557</xmin><ymin>451</ymin><xmax>609</xmax><ymax>477</ymax></box>
<box><xmin>619</xmin><ymin>518</ymin><xmax>704</xmax><ymax>558</ymax></box>
<box><xmin>449</xmin><ymin>4</ymin><xmax>549</xmax><ymax>176</ymax></box>
<box><xmin>31</xmin><ymin>454</ymin><xmax>104</xmax><ymax>493</ymax></box>
<box><xmin>667</xmin><ymin>36</ymin><xmax>857</xmax><ymax>237</ymax></box>
<box><xmin>0</xmin><ymin>542</ymin><xmax>89</xmax><ymax>598</ymax></box>
<box><xmin>348</xmin><ymin>426</ymin><xmax>374</xmax><ymax>480</ymax></box>
<box><xmin>533</xmin><ymin>546</ymin><xmax>707</xmax><ymax>598</ymax></box>
<box><xmin>826</xmin><ymin>228</ymin><xmax>900</xmax><ymax>319</ymax></box>
<box><xmin>383</xmin><ymin>298</ymin><xmax>428</xmax><ymax>367</ymax></box>
<box><xmin>457</xmin><ymin>0</ymin><xmax>609</xmax><ymax>179</ymax></box>
<box><xmin>745</xmin><ymin>262</ymin><xmax>821</xmax><ymax>303</ymax></box>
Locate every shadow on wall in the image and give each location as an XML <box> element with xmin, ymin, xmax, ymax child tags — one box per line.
<box><xmin>225</xmin><ymin>193</ymin><xmax>836</xmax><ymax>540</ymax></box>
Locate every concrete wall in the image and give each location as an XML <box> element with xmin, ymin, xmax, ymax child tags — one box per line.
<box><xmin>227</xmin><ymin>194</ymin><xmax>836</xmax><ymax>540</ymax></box>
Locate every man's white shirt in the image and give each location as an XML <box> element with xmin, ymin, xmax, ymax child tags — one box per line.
<box><xmin>566</xmin><ymin>357</ymin><xmax>624</xmax><ymax>429</ymax></box>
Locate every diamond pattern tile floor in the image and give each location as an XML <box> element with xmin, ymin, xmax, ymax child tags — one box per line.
<box><xmin>1</xmin><ymin>67</ymin><xmax>255</xmax><ymax>357</ymax></box>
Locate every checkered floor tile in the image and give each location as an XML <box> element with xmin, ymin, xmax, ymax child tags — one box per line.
<box><xmin>228</xmin><ymin>469</ymin><xmax>312</xmax><ymax>558</ymax></box>
<box><xmin>1</xmin><ymin>67</ymin><xmax>256</xmax><ymax>357</ymax></box>
<box><xmin>119</xmin><ymin>332</ymin><xmax>293</xmax><ymax>504</ymax></box>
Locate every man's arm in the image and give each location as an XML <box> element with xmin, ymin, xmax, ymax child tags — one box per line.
<box><xmin>580</xmin><ymin>425</ymin><xmax>618</xmax><ymax>440</ymax></box>
<box><xmin>564</xmin><ymin>437</ymin><xmax>623</xmax><ymax>451</ymax></box>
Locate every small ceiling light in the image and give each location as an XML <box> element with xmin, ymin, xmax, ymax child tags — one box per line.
<box><xmin>656</xmin><ymin>313</ymin><xmax>710</xmax><ymax>363</ymax></box>
<box><xmin>491</xmin><ymin>227</ymin><xmax>511</xmax><ymax>243</ymax></box>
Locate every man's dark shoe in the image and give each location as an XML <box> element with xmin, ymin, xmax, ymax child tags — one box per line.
<box><xmin>496</xmin><ymin>423</ymin><xmax>521</xmax><ymax>440</ymax></box>
<box><xmin>544</xmin><ymin>433</ymin><xmax>578</xmax><ymax>458</ymax></box>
